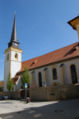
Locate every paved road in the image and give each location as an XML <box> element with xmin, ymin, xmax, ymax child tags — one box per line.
<box><xmin>0</xmin><ymin>99</ymin><xmax>79</xmax><ymax>119</ymax></box>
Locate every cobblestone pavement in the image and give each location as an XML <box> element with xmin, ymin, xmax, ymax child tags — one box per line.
<box><xmin>0</xmin><ymin>99</ymin><xmax>79</xmax><ymax>119</ymax></box>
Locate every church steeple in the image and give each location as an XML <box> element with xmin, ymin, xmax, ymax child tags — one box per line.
<box><xmin>4</xmin><ymin>14</ymin><xmax>22</xmax><ymax>91</ymax></box>
<box><xmin>8</xmin><ymin>14</ymin><xmax>19</xmax><ymax>48</ymax></box>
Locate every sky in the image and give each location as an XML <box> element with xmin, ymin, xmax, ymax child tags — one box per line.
<box><xmin>0</xmin><ymin>0</ymin><xmax>79</xmax><ymax>81</ymax></box>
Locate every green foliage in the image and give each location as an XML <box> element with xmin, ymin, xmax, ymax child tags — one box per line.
<box><xmin>7</xmin><ymin>73</ymin><xmax>14</xmax><ymax>91</ymax></box>
<box><xmin>21</xmin><ymin>67</ymin><xmax>30</xmax><ymax>89</ymax></box>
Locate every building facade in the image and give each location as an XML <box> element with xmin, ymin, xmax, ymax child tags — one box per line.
<box><xmin>4</xmin><ymin>16</ymin><xmax>79</xmax><ymax>91</ymax></box>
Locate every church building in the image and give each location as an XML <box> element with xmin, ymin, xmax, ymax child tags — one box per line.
<box><xmin>4</xmin><ymin>15</ymin><xmax>79</xmax><ymax>92</ymax></box>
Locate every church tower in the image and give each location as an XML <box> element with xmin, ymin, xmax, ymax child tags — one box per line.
<box><xmin>4</xmin><ymin>15</ymin><xmax>22</xmax><ymax>91</ymax></box>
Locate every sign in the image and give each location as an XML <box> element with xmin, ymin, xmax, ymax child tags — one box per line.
<box><xmin>25</xmin><ymin>83</ymin><xmax>27</xmax><ymax>88</ymax></box>
<box><xmin>43</xmin><ymin>82</ymin><xmax>47</xmax><ymax>87</ymax></box>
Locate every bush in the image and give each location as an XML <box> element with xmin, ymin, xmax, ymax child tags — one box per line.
<box><xmin>21</xmin><ymin>67</ymin><xmax>30</xmax><ymax>89</ymax></box>
<box><xmin>7</xmin><ymin>73</ymin><xmax>14</xmax><ymax>91</ymax></box>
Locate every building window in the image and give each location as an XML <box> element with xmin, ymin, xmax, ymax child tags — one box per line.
<box><xmin>38</xmin><ymin>72</ymin><xmax>42</xmax><ymax>87</ymax></box>
<box><xmin>52</xmin><ymin>68</ymin><xmax>57</xmax><ymax>80</ymax></box>
<box><xmin>70</xmin><ymin>64</ymin><xmax>77</xmax><ymax>84</ymax></box>
<box><xmin>15</xmin><ymin>53</ymin><xmax>18</xmax><ymax>59</ymax></box>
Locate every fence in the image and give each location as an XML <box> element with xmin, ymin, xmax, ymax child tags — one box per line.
<box><xmin>29</xmin><ymin>84</ymin><xmax>79</xmax><ymax>101</ymax></box>
<box><xmin>0</xmin><ymin>84</ymin><xmax>79</xmax><ymax>101</ymax></box>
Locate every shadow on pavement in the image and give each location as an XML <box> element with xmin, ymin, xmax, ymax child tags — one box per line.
<box><xmin>0</xmin><ymin>99</ymin><xmax>79</xmax><ymax>119</ymax></box>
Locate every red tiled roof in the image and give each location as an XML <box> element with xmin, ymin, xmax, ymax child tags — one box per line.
<box><xmin>13</xmin><ymin>75</ymin><xmax>19</xmax><ymax>84</ymax></box>
<box><xmin>21</xmin><ymin>42</ymin><xmax>79</xmax><ymax>71</ymax></box>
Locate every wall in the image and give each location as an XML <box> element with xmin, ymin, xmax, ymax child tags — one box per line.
<box><xmin>4</xmin><ymin>51</ymin><xmax>10</xmax><ymax>91</ymax></box>
<box><xmin>14</xmin><ymin>57</ymin><xmax>79</xmax><ymax>91</ymax></box>
<box><xmin>0</xmin><ymin>91</ymin><xmax>21</xmax><ymax>99</ymax></box>
<box><xmin>30</xmin><ymin>84</ymin><xmax>79</xmax><ymax>101</ymax></box>
<box><xmin>30</xmin><ymin>58</ymin><xmax>79</xmax><ymax>88</ymax></box>
<box><xmin>59</xmin><ymin>58</ymin><xmax>79</xmax><ymax>84</ymax></box>
<box><xmin>10</xmin><ymin>49</ymin><xmax>22</xmax><ymax>78</ymax></box>
<box><xmin>1</xmin><ymin>84</ymin><xmax>79</xmax><ymax>101</ymax></box>
<box><xmin>4</xmin><ymin>47</ymin><xmax>22</xmax><ymax>92</ymax></box>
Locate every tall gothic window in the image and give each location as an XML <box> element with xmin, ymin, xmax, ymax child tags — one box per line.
<box><xmin>70</xmin><ymin>64</ymin><xmax>77</xmax><ymax>84</ymax></box>
<box><xmin>38</xmin><ymin>72</ymin><xmax>42</xmax><ymax>87</ymax></box>
<box><xmin>52</xmin><ymin>68</ymin><xmax>57</xmax><ymax>80</ymax></box>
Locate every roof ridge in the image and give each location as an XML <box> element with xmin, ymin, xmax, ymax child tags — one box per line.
<box><xmin>22</xmin><ymin>42</ymin><xmax>78</xmax><ymax>63</ymax></box>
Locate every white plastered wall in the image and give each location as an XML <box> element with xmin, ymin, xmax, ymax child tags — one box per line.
<box><xmin>4</xmin><ymin>51</ymin><xmax>10</xmax><ymax>91</ymax></box>
<box><xmin>30</xmin><ymin>57</ymin><xmax>79</xmax><ymax>88</ymax></box>
<box><xmin>4</xmin><ymin>47</ymin><xmax>22</xmax><ymax>91</ymax></box>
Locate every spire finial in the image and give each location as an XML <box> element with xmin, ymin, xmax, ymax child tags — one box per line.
<box><xmin>14</xmin><ymin>12</ymin><xmax>16</xmax><ymax>20</ymax></box>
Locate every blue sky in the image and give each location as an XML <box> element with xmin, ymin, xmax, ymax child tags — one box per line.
<box><xmin>0</xmin><ymin>0</ymin><xmax>79</xmax><ymax>81</ymax></box>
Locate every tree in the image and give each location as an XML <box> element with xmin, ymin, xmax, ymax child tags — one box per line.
<box><xmin>21</xmin><ymin>67</ymin><xmax>30</xmax><ymax>89</ymax></box>
<box><xmin>7</xmin><ymin>73</ymin><xmax>14</xmax><ymax>91</ymax></box>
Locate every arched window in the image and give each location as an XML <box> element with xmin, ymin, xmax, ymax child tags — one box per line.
<box><xmin>70</xmin><ymin>64</ymin><xmax>77</xmax><ymax>84</ymax></box>
<box><xmin>52</xmin><ymin>68</ymin><xmax>57</xmax><ymax>80</ymax></box>
<box><xmin>38</xmin><ymin>72</ymin><xmax>42</xmax><ymax>87</ymax></box>
<box><xmin>15</xmin><ymin>53</ymin><xmax>18</xmax><ymax>59</ymax></box>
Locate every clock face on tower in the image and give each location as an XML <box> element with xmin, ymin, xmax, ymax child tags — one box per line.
<box><xmin>15</xmin><ymin>43</ymin><xmax>18</xmax><ymax>46</ymax></box>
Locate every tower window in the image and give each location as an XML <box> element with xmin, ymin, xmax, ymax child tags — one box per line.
<box><xmin>52</xmin><ymin>68</ymin><xmax>57</xmax><ymax>80</ymax></box>
<box><xmin>15</xmin><ymin>53</ymin><xmax>18</xmax><ymax>59</ymax></box>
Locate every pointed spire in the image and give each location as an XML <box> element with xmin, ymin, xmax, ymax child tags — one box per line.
<box><xmin>8</xmin><ymin>14</ymin><xmax>19</xmax><ymax>48</ymax></box>
<box><xmin>11</xmin><ymin>13</ymin><xmax>17</xmax><ymax>42</ymax></box>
